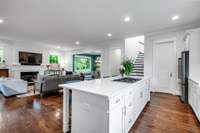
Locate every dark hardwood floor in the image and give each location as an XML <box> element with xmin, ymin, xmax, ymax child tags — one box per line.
<box><xmin>0</xmin><ymin>92</ymin><xmax>199</xmax><ymax>133</ymax></box>
<box><xmin>130</xmin><ymin>93</ymin><xmax>200</xmax><ymax>133</ymax></box>
<box><xmin>0</xmin><ymin>93</ymin><xmax>63</xmax><ymax>133</ymax></box>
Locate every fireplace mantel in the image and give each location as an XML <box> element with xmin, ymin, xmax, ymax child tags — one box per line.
<box><xmin>9</xmin><ymin>65</ymin><xmax>46</xmax><ymax>79</ymax></box>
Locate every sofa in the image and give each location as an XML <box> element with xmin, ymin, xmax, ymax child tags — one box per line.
<box><xmin>34</xmin><ymin>74</ymin><xmax>81</xmax><ymax>96</ymax></box>
<box><xmin>0</xmin><ymin>78</ymin><xmax>27</xmax><ymax>97</ymax></box>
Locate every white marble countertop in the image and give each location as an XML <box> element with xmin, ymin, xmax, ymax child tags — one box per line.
<box><xmin>189</xmin><ymin>76</ymin><xmax>200</xmax><ymax>87</ymax></box>
<box><xmin>59</xmin><ymin>76</ymin><xmax>149</xmax><ymax>98</ymax></box>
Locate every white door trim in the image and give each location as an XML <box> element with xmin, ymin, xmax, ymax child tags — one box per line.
<box><xmin>153</xmin><ymin>37</ymin><xmax>176</xmax><ymax>44</ymax></box>
<box><xmin>152</xmin><ymin>37</ymin><xmax>177</xmax><ymax>95</ymax></box>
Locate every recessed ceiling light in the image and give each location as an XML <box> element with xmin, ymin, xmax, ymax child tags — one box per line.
<box><xmin>172</xmin><ymin>15</ymin><xmax>180</xmax><ymax>21</ymax></box>
<box><xmin>56</xmin><ymin>46</ymin><xmax>61</xmax><ymax>49</ymax></box>
<box><xmin>124</xmin><ymin>16</ymin><xmax>131</xmax><ymax>22</ymax></box>
<box><xmin>0</xmin><ymin>19</ymin><xmax>4</xmax><ymax>24</ymax></box>
<box><xmin>75</xmin><ymin>41</ymin><xmax>80</xmax><ymax>45</ymax></box>
<box><xmin>107</xmin><ymin>33</ymin><xmax>112</xmax><ymax>37</ymax></box>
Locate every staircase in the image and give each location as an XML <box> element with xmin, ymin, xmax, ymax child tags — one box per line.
<box><xmin>131</xmin><ymin>52</ymin><xmax>144</xmax><ymax>77</ymax></box>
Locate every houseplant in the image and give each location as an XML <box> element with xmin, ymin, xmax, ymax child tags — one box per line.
<box><xmin>119</xmin><ymin>58</ymin><xmax>134</xmax><ymax>77</ymax></box>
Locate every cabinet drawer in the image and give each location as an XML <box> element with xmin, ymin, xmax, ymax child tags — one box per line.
<box><xmin>126</xmin><ymin>101</ymin><xmax>134</xmax><ymax>110</ymax></box>
<box><xmin>110</xmin><ymin>94</ymin><xmax>123</xmax><ymax>109</ymax></box>
<box><xmin>127</xmin><ymin>89</ymin><xmax>134</xmax><ymax>96</ymax></box>
<box><xmin>125</xmin><ymin>89</ymin><xmax>134</xmax><ymax>108</ymax></box>
<box><xmin>197</xmin><ymin>86</ymin><xmax>200</xmax><ymax>96</ymax></box>
<box><xmin>72</xmin><ymin>90</ymin><xmax>108</xmax><ymax>111</ymax></box>
<box><xmin>125</xmin><ymin>108</ymin><xmax>136</xmax><ymax>133</ymax></box>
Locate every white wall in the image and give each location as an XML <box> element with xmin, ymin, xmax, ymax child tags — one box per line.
<box><xmin>63</xmin><ymin>52</ymin><xmax>73</xmax><ymax>71</ymax></box>
<box><xmin>0</xmin><ymin>40</ymin><xmax>14</xmax><ymax>67</ymax></box>
<box><xmin>125</xmin><ymin>36</ymin><xmax>144</xmax><ymax>60</ymax></box>
<box><xmin>108</xmin><ymin>48</ymin><xmax>122</xmax><ymax>76</ymax></box>
<box><xmin>14</xmin><ymin>44</ymin><xmax>65</xmax><ymax>66</ymax></box>
<box><xmin>144</xmin><ymin>30</ymin><xmax>187</xmax><ymax>95</ymax></box>
<box><xmin>71</xmin><ymin>40</ymin><xmax>125</xmax><ymax>77</ymax></box>
<box><xmin>0</xmin><ymin>39</ymin><xmax>72</xmax><ymax>74</ymax></box>
<box><xmin>187</xmin><ymin>29</ymin><xmax>200</xmax><ymax>84</ymax></box>
<box><xmin>99</xmin><ymin>40</ymin><xmax>125</xmax><ymax>77</ymax></box>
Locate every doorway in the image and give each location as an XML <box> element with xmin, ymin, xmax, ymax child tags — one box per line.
<box><xmin>109</xmin><ymin>49</ymin><xmax>122</xmax><ymax>76</ymax></box>
<box><xmin>153</xmin><ymin>38</ymin><xmax>177</xmax><ymax>94</ymax></box>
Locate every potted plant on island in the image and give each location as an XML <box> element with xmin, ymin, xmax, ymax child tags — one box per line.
<box><xmin>119</xmin><ymin>58</ymin><xmax>134</xmax><ymax>77</ymax></box>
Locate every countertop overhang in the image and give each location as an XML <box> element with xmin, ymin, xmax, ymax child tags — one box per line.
<box><xmin>59</xmin><ymin>76</ymin><xmax>149</xmax><ymax>98</ymax></box>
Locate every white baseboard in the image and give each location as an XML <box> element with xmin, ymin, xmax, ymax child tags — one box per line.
<box><xmin>150</xmin><ymin>89</ymin><xmax>181</xmax><ymax>96</ymax></box>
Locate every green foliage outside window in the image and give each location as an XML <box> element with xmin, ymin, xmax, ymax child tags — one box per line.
<box><xmin>74</xmin><ymin>55</ymin><xmax>91</xmax><ymax>73</ymax></box>
<box><xmin>0</xmin><ymin>49</ymin><xmax>3</xmax><ymax>63</ymax></box>
<box><xmin>49</xmin><ymin>55</ymin><xmax>59</xmax><ymax>64</ymax></box>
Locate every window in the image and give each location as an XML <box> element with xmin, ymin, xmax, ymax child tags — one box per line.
<box><xmin>49</xmin><ymin>55</ymin><xmax>60</xmax><ymax>64</ymax></box>
<box><xmin>0</xmin><ymin>48</ymin><xmax>4</xmax><ymax>63</ymax></box>
<box><xmin>74</xmin><ymin>55</ymin><xmax>92</xmax><ymax>73</ymax></box>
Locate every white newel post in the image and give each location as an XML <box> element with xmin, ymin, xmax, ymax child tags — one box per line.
<box><xmin>63</xmin><ymin>88</ymin><xmax>69</xmax><ymax>133</ymax></box>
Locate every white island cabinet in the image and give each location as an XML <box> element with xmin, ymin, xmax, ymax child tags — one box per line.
<box><xmin>59</xmin><ymin>77</ymin><xmax>150</xmax><ymax>133</ymax></box>
<box><xmin>188</xmin><ymin>79</ymin><xmax>200</xmax><ymax>121</ymax></box>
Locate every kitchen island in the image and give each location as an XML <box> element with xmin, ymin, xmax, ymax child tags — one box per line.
<box><xmin>59</xmin><ymin>76</ymin><xmax>150</xmax><ymax>133</ymax></box>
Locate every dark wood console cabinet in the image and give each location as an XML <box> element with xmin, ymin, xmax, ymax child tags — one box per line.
<box><xmin>0</xmin><ymin>69</ymin><xmax>9</xmax><ymax>77</ymax></box>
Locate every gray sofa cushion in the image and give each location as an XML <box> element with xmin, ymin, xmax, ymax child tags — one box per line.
<box><xmin>42</xmin><ymin>76</ymin><xmax>60</xmax><ymax>92</ymax></box>
<box><xmin>35</xmin><ymin>75</ymin><xmax>81</xmax><ymax>94</ymax></box>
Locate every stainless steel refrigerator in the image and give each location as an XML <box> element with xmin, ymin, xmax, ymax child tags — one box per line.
<box><xmin>180</xmin><ymin>51</ymin><xmax>189</xmax><ymax>103</ymax></box>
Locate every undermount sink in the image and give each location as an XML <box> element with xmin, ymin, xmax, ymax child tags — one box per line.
<box><xmin>113</xmin><ymin>77</ymin><xmax>141</xmax><ymax>83</ymax></box>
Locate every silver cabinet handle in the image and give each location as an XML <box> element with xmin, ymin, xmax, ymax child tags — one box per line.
<box><xmin>140</xmin><ymin>92</ymin><xmax>143</xmax><ymax>98</ymax></box>
<box><xmin>115</xmin><ymin>98</ymin><xmax>120</xmax><ymax>103</ymax></box>
<box><xmin>129</xmin><ymin>119</ymin><xmax>132</xmax><ymax>124</ymax></box>
<box><xmin>170</xmin><ymin>72</ymin><xmax>173</xmax><ymax>77</ymax></box>
<box><xmin>124</xmin><ymin>106</ymin><xmax>126</xmax><ymax>116</ymax></box>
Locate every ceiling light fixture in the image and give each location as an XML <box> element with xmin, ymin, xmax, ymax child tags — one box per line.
<box><xmin>124</xmin><ymin>16</ymin><xmax>131</xmax><ymax>22</ymax></box>
<box><xmin>0</xmin><ymin>19</ymin><xmax>4</xmax><ymax>24</ymax></box>
<box><xmin>107</xmin><ymin>33</ymin><xmax>112</xmax><ymax>37</ymax></box>
<box><xmin>56</xmin><ymin>46</ymin><xmax>61</xmax><ymax>49</ymax></box>
<box><xmin>171</xmin><ymin>15</ymin><xmax>180</xmax><ymax>21</ymax></box>
<box><xmin>75</xmin><ymin>41</ymin><xmax>80</xmax><ymax>45</ymax></box>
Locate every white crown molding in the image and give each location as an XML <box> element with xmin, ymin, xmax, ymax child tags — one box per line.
<box><xmin>145</xmin><ymin>21</ymin><xmax>200</xmax><ymax>37</ymax></box>
<box><xmin>186</xmin><ymin>28</ymin><xmax>200</xmax><ymax>32</ymax></box>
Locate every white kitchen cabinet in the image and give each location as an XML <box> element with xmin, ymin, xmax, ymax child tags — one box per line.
<box><xmin>72</xmin><ymin>90</ymin><xmax>125</xmax><ymax>133</ymax></box>
<box><xmin>109</xmin><ymin>103</ymin><xmax>123</xmax><ymax>133</ymax></box>
<box><xmin>188</xmin><ymin>81</ymin><xmax>192</xmax><ymax>105</ymax></box>
<box><xmin>124</xmin><ymin>80</ymin><xmax>150</xmax><ymax>133</ymax></box>
<box><xmin>188</xmin><ymin>79</ymin><xmax>200</xmax><ymax>121</ymax></box>
<box><xmin>71</xmin><ymin>91</ymin><xmax>109</xmax><ymax>133</ymax></box>
<box><xmin>109</xmin><ymin>93</ymin><xmax>124</xmax><ymax>133</ymax></box>
<box><xmin>197</xmin><ymin>85</ymin><xmax>200</xmax><ymax>120</ymax></box>
<box><xmin>186</xmin><ymin>28</ymin><xmax>200</xmax><ymax>121</ymax></box>
<box><xmin>60</xmin><ymin>77</ymin><xmax>150</xmax><ymax>133</ymax></box>
<box><xmin>124</xmin><ymin>89</ymin><xmax>137</xmax><ymax>133</ymax></box>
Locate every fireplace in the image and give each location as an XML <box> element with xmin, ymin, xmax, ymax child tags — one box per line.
<box><xmin>20</xmin><ymin>71</ymin><xmax>39</xmax><ymax>84</ymax></box>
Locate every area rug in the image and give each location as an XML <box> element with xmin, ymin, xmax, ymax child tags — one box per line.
<box><xmin>17</xmin><ymin>86</ymin><xmax>39</xmax><ymax>98</ymax></box>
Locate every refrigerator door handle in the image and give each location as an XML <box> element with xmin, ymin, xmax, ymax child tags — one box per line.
<box><xmin>170</xmin><ymin>72</ymin><xmax>173</xmax><ymax>78</ymax></box>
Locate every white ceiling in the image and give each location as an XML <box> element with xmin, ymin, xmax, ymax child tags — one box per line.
<box><xmin>0</xmin><ymin>0</ymin><xmax>200</xmax><ymax>48</ymax></box>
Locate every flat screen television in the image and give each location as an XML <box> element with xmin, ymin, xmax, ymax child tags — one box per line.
<box><xmin>19</xmin><ymin>51</ymin><xmax>42</xmax><ymax>65</ymax></box>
